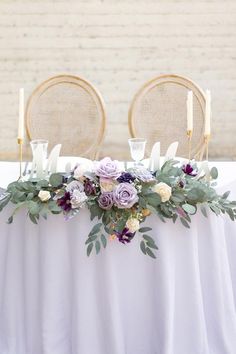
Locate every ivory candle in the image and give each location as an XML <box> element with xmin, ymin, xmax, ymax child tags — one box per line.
<box><xmin>187</xmin><ymin>90</ymin><xmax>193</xmax><ymax>132</ymax></box>
<box><xmin>205</xmin><ymin>90</ymin><xmax>211</xmax><ymax>136</ymax></box>
<box><xmin>18</xmin><ymin>88</ymin><xmax>24</xmax><ymax>140</ymax></box>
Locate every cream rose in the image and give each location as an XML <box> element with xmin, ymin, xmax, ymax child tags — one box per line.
<box><xmin>38</xmin><ymin>190</ymin><xmax>51</xmax><ymax>202</ymax></box>
<box><xmin>152</xmin><ymin>182</ymin><xmax>172</xmax><ymax>202</ymax></box>
<box><xmin>100</xmin><ymin>178</ymin><xmax>117</xmax><ymax>192</ymax></box>
<box><xmin>126</xmin><ymin>218</ymin><xmax>140</xmax><ymax>233</ymax></box>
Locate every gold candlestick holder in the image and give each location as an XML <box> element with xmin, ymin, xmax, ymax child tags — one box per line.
<box><xmin>17</xmin><ymin>138</ymin><xmax>23</xmax><ymax>180</ymax></box>
<box><xmin>187</xmin><ymin>130</ymin><xmax>193</xmax><ymax>161</ymax></box>
<box><xmin>204</xmin><ymin>134</ymin><xmax>210</xmax><ymax>161</ymax></box>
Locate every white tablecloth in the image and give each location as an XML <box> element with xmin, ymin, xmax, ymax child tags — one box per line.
<box><xmin>0</xmin><ymin>159</ymin><xmax>236</xmax><ymax>354</ymax></box>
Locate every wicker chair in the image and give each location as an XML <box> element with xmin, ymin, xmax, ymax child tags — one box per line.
<box><xmin>128</xmin><ymin>74</ymin><xmax>206</xmax><ymax>159</ymax></box>
<box><xmin>25</xmin><ymin>75</ymin><xmax>106</xmax><ymax>159</ymax></box>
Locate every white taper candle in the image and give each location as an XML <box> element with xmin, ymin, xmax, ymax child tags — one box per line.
<box><xmin>205</xmin><ymin>89</ymin><xmax>211</xmax><ymax>136</ymax></box>
<box><xmin>187</xmin><ymin>90</ymin><xmax>193</xmax><ymax>132</ymax></box>
<box><xmin>18</xmin><ymin>88</ymin><xmax>24</xmax><ymax>140</ymax></box>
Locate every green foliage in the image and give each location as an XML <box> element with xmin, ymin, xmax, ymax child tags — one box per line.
<box><xmin>1</xmin><ymin>159</ymin><xmax>236</xmax><ymax>260</ymax></box>
<box><xmin>140</xmin><ymin>233</ymin><xmax>158</xmax><ymax>258</ymax></box>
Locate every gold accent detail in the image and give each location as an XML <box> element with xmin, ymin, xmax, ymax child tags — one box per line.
<box><xmin>17</xmin><ymin>138</ymin><xmax>23</xmax><ymax>179</ymax></box>
<box><xmin>128</xmin><ymin>73</ymin><xmax>206</xmax><ymax>159</ymax></box>
<box><xmin>187</xmin><ymin>130</ymin><xmax>193</xmax><ymax>160</ymax></box>
<box><xmin>204</xmin><ymin>134</ymin><xmax>211</xmax><ymax>161</ymax></box>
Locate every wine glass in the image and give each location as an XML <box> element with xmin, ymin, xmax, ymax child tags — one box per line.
<box><xmin>30</xmin><ymin>139</ymin><xmax>48</xmax><ymax>176</ymax></box>
<box><xmin>30</xmin><ymin>139</ymin><xmax>48</xmax><ymax>161</ymax></box>
<box><xmin>128</xmin><ymin>138</ymin><xmax>146</xmax><ymax>167</ymax></box>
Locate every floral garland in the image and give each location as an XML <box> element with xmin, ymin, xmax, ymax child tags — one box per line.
<box><xmin>0</xmin><ymin>158</ymin><xmax>236</xmax><ymax>258</ymax></box>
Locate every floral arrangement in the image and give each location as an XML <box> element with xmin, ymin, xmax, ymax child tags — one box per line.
<box><xmin>1</xmin><ymin>158</ymin><xmax>236</xmax><ymax>258</ymax></box>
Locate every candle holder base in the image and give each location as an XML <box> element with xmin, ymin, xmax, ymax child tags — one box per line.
<box><xmin>204</xmin><ymin>134</ymin><xmax>210</xmax><ymax>161</ymax></box>
<box><xmin>17</xmin><ymin>138</ymin><xmax>23</xmax><ymax>180</ymax></box>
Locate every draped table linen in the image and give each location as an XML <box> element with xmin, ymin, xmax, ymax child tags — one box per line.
<box><xmin>0</xmin><ymin>159</ymin><xmax>236</xmax><ymax>354</ymax></box>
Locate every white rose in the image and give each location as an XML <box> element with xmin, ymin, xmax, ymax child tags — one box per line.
<box><xmin>38</xmin><ymin>190</ymin><xmax>51</xmax><ymax>202</ymax></box>
<box><xmin>73</xmin><ymin>163</ymin><xmax>90</xmax><ymax>180</ymax></box>
<box><xmin>71</xmin><ymin>190</ymin><xmax>87</xmax><ymax>209</ymax></box>
<box><xmin>152</xmin><ymin>182</ymin><xmax>172</xmax><ymax>202</ymax></box>
<box><xmin>126</xmin><ymin>218</ymin><xmax>140</xmax><ymax>233</ymax></box>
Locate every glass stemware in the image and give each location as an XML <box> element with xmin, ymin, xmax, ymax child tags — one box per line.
<box><xmin>128</xmin><ymin>138</ymin><xmax>146</xmax><ymax>166</ymax></box>
<box><xmin>30</xmin><ymin>139</ymin><xmax>48</xmax><ymax>161</ymax></box>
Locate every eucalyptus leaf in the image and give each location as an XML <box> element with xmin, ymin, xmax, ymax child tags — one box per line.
<box><xmin>180</xmin><ymin>218</ymin><xmax>190</xmax><ymax>228</ymax></box>
<box><xmin>101</xmin><ymin>234</ymin><xmax>107</xmax><ymax>248</ymax></box>
<box><xmin>7</xmin><ymin>215</ymin><xmax>13</xmax><ymax>224</ymax></box>
<box><xmin>146</xmin><ymin>247</ymin><xmax>156</xmax><ymax>259</ymax></box>
<box><xmin>222</xmin><ymin>191</ymin><xmax>230</xmax><ymax>199</ymax></box>
<box><xmin>85</xmin><ymin>234</ymin><xmax>98</xmax><ymax>244</ymax></box>
<box><xmin>143</xmin><ymin>234</ymin><xmax>156</xmax><ymax>244</ymax></box>
<box><xmin>140</xmin><ymin>240</ymin><xmax>146</xmax><ymax>255</ymax></box>
<box><xmin>87</xmin><ymin>243</ymin><xmax>93</xmax><ymax>256</ymax></box>
<box><xmin>89</xmin><ymin>223</ymin><xmax>102</xmax><ymax>236</ymax></box>
<box><xmin>37</xmin><ymin>180</ymin><xmax>49</xmax><ymax>187</ymax></box>
<box><xmin>29</xmin><ymin>213</ymin><xmax>38</xmax><ymax>224</ymax></box>
<box><xmin>210</xmin><ymin>167</ymin><xmax>218</xmax><ymax>180</ymax></box>
<box><xmin>27</xmin><ymin>201</ymin><xmax>40</xmax><ymax>215</ymax></box>
<box><xmin>182</xmin><ymin>203</ymin><xmax>197</xmax><ymax>215</ymax></box>
<box><xmin>146</xmin><ymin>241</ymin><xmax>158</xmax><ymax>250</ymax></box>
<box><xmin>95</xmin><ymin>240</ymin><xmax>101</xmax><ymax>254</ymax></box>
<box><xmin>200</xmin><ymin>205</ymin><xmax>208</xmax><ymax>218</ymax></box>
<box><xmin>49</xmin><ymin>173</ymin><xmax>63</xmax><ymax>188</ymax></box>
<box><xmin>139</xmin><ymin>227</ymin><xmax>152</xmax><ymax>233</ymax></box>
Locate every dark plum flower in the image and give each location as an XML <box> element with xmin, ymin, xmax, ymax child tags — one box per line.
<box><xmin>182</xmin><ymin>163</ymin><xmax>197</xmax><ymax>176</ymax></box>
<box><xmin>115</xmin><ymin>227</ymin><xmax>135</xmax><ymax>244</ymax></box>
<box><xmin>57</xmin><ymin>192</ymin><xmax>72</xmax><ymax>212</ymax></box>
<box><xmin>84</xmin><ymin>179</ymin><xmax>96</xmax><ymax>196</ymax></box>
<box><xmin>117</xmin><ymin>172</ymin><xmax>135</xmax><ymax>183</ymax></box>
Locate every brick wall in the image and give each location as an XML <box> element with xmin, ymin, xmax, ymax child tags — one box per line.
<box><xmin>0</xmin><ymin>0</ymin><xmax>236</xmax><ymax>160</ymax></box>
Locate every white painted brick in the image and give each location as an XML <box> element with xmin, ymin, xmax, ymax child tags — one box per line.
<box><xmin>0</xmin><ymin>0</ymin><xmax>236</xmax><ymax>160</ymax></box>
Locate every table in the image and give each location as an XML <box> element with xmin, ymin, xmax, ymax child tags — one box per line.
<box><xmin>0</xmin><ymin>159</ymin><xmax>236</xmax><ymax>354</ymax></box>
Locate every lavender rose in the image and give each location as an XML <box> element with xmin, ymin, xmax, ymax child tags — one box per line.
<box><xmin>133</xmin><ymin>168</ymin><xmax>155</xmax><ymax>182</ymax></box>
<box><xmin>113</xmin><ymin>182</ymin><xmax>138</xmax><ymax>209</ymax></box>
<box><xmin>94</xmin><ymin>157</ymin><xmax>122</xmax><ymax>179</ymax></box>
<box><xmin>98</xmin><ymin>192</ymin><xmax>114</xmax><ymax>210</ymax></box>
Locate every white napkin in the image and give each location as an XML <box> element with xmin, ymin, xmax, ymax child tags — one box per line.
<box><xmin>149</xmin><ymin>141</ymin><xmax>179</xmax><ymax>171</ymax></box>
<box><xmin>45</xmin><ymin>144</ymin><xmax>62</xmax><ymax>174</ymax></box>
<box><xmin>149</xmin><ymin>142</ymin><xmax>160</xmax><ymax>171</ymax></box>
<box><xmin>163</xmin><ymin>141</ymin><xmax>179</xmax><ymax>163</ymax></box>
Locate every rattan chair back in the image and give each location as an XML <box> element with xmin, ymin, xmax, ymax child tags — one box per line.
<box><xmin>129</xmin><ymin>74</ymin><xmax>206</xmax><ymax>158</ymax></box>
<box><xmin>26</xmin><ymin>75</ymin><xmax>106</xmax><ymax>159</ymax></box>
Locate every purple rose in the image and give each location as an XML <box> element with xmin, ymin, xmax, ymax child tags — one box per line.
<box><xmin>113</xmin><ymin>182</ymin><xmax>138</xmax><ymax>209</ymax></box>
<box><xmin>98</xmin><ymin>192</ymin><xmax>114</xmax><ymax>210</ymax></box>
<box><xmin>94</xmin><ymin>157</ymin><xmax>122</xmax><ymax>179</ymax></box>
